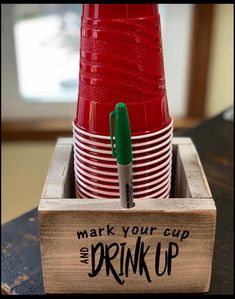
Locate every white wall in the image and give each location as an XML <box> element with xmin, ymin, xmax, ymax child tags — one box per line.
<box><xmin>161</xmin><ymin>4</ymin><xmax>193</xmax><ymax>118</ymax></box>
<box><xmin>205</xmin><ymin>4</ymin><xmax>234</xmax><ymax>117</ymax></box>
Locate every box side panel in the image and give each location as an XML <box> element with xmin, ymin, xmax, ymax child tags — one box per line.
<box><xmin>174</xmin><ymin>145</ymin><xmax>192</xmax><ymax>198</ymax></box>
<box><xmin>175</xmin><ymin>143</ymin><xmax>212</xmax><ymax>198</ymax></box>
<box><xmin>39</xmin><ymin>199</ymin><xmax>216</xmax><ymax>294</ymax></box>
<box><xmin>41</xmin><ymin>142</ymin><xmax>73</xmax><ymax>199</ymax></box>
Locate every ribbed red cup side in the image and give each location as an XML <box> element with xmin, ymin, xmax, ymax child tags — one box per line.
<box><xmin>75</xmin><ymin>4</ymin><xmax>171</xmax><ymax>135</ymax></box>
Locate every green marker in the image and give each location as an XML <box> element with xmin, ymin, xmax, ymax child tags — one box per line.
<box><xmin>110</xmin><ymin>103</ymin><xmax>135</xmax><ymax>208</ymax></box>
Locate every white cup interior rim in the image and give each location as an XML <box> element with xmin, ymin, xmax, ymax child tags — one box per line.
<box><xmin>143</xmin><ymin>184</ymin><xmax>171</xmax><ymax>199</ymax></box>
<box><xmin>75</xmin><ymin>161</ymin><xmax>172</xmax><ymax>183</ymax></box>
<box><xmin>74</xmin><ymin>167</ymin><xmax>171</xmax><ymax>190</ymax></box>
<box><xmin>74</xmin><ymin>147</ymin><xmax>171</xmax><ymax>169</ymax></box>
<box><xmin>73</xmin><ymin>126</ymin><xmax>173</xmax><ymax>149</ymax></box>
<box><xmin>76</xmin><ymin>185</ymin><xmax>171</xmax><ymax>200</ymax></box>
<box><xmin>75</xmin><ymin>181</ymin><xmax>171</xmax><ymax>200</ymax></box>
<box><xmin>74</xmin><ymin>140</ymin><xmax>172</xmax><ymax>162</ymax></box>
<box><xmin>75</xmin><ymin>171</ymin><xmax>171</xmax><ymax>196</ymax></box>
<box><xmin>73</xmin><ymin>119</ymin><xmax>173</xmax><ymax>140</ymax></box>
<box><xmin>75</xmin><ymin>152</ymin><xmax>172</xmax><ymax>176</ymax></box>
<box><xmin>73</xmin><ymin>134</ymin><xmax>172</xmax><ymax>155</ymax></box>
<box><xmin>76</xmin><ymin>188</ymin><xmax>170</xmax><ymax>200</ymax></box>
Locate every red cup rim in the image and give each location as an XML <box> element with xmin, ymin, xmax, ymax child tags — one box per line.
<box><xmin>75</xmin><ymin>167</ymin><xmax>171</xmax><ymax>191</ymax></box>
<box><xmin>74</xmin><ymin>147</ymin><xmax>171</xmax><ymax>170</ymax></box>
<box><xmin>75</xmin><ymin>181</ymin><xmax>170</xmax><ymax>199</ymax></box>
<box><xmin>74</xmin><ymin>142</ymin><xmax>172</xmax><ymax>163</ymax></box>
<box><xmin>75</xmin><ymin>152</ymin><xmax>172</xmax><ymax>177</ymax></box>
<box><xmin>76</xmin><ymin>188</ymin><xmax>170</xmax><ymax>200</ymax></box>
<box><xmin>82</xmin><ymin>4</ymin><xmax>158</xmax><ymax>20</ymax></box>
<box><xmin>73</xmin><ymin>119</ymin><xmax>173</xmax><ymax>140</ymax></box>
<box><xmin>74</xmin><ymin>161</ymin><xmax>172</xmax><ymax>184</ymax></box>
<box><xmin>73</xmin><ymin>134</ymin><xmax>172</xmax><ymax>155</ymax></box>
<box><xmin>75</xmin><ymin>170</ymin><xmax>171</xmax><ymax>196</ymax></box>
<box><xmin>75</xmin><ymin>178</ymin><xmax>170</xmax><ymax>197</ymax></box>
<box><xmin>73</xmin><ymin>126</ymin><xmax>173</xmax><ymax>149</ymax></box>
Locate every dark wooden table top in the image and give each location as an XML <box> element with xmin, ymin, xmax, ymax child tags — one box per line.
<box><xmin>1</xmin><ymin>109</ymin><xmax>234</xmax><ymax>295</ymax></box>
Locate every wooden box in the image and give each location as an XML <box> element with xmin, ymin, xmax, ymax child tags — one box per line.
<box><xmin>38</xmin><ymin>137</ymin><xmax>216</xmax><ymax>294</ymax></box>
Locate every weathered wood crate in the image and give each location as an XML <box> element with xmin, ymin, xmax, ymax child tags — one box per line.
<box><xmin>38</xmin><ymin>137</ymin><xmax>216</xmax><ymax>294</ymax></box>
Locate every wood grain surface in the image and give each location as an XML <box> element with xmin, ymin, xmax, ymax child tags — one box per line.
<box><xmin>1</xmin><ymin>209</ymin><xmax>44</xmax><ymax>295</ymax></box>
<box><xmin>37</xmin><ymin>138</ymin><xmax>216</xmax><ymax>293</ymax></box>
<box><xmin>39</xmin><ymin>203</ymin><xmax>216</xmax><ymax>293</ymax></box>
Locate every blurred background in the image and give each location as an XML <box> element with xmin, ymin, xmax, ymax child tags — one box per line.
<box><xmin>1</xmin><ymin>4</ymin><xmax>233</xmax><ymax>223</ymax></box>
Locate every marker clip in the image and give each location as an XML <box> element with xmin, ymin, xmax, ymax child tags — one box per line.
<box><xmin>109</xmin><ymin>111</ymin><xmax>116</xmax><ymax>158</ymax></box>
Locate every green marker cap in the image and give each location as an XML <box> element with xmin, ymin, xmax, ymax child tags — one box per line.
<box><xmin>110</xmin><ymin>102</ymin><xmax>132</xmax><ymax>165</ymax></box>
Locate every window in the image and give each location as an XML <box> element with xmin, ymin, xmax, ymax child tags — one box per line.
<box><xmin>13</xmin><ymin>4</ymin><xmax>82</xmax><ymax>102</ymax></box>
<box><xmin>2</xmin><ymin>4</ymin><xmax>193</xmax><ymax>120</ymax></box>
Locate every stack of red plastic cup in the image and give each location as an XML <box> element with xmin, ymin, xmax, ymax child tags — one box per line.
<box><xmin>73</xmin><ymin>4</ymin><xmax>173</xmax><ymax>199</ymax></box>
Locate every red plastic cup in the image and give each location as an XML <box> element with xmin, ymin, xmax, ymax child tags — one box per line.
<box><xmin>74</xmin><ymin>141</ymin><xmax>171</xmax><ymax>163</ymax></box>
<box><xmin>73</xmin><ymin>4</ymin><xmax>173</xmax><ymax>199</ymax></box>
<box><xmin>73</xmin><ymin>131</ymin><xmax>172</xmax><ymax>155</ymax></box>
<box><xmin>75</xmin><ymin>180</ymin><xmax>170</xmax><ymax>199</ymax></box>
<box><xmin>74</xmin><ymin>160</ymin><xmax>172</xmax><ymax>184</ymax></box>
<box><xmin>75</xmin><ymin>173</ymin><xmax>170</xmax><ymax>197</ymax></box>
<box><xmin>76</xmin><ymin>187</ymin><xmax>170</xmax><ymax>200</ymax></box>
<box><xmin>74</xmin><ymin>147</ymin><xmax>171</xmax><ymax>170</ymax></box>
<box><xmin>73</xmin><ymin>119</ymin><xmax>173</xmax><ymax>141</ymax></box>
<box><xmin>73</xmin><ymin>124</ymin><xmax>173</xmax><ymax>149</ymax></box>
<box><xmin>74</xmin><ymin>166</ymin><xmax>171</xmax><ymax>190</ymax></box>
<box><xmin>82</xmin><ymin>4</ymin><xmax>158</xmax><ymax>20</ymax></box>
<box><xmin>74</xmin><ymin>152</ymin><xmax>171</xmax><ymax>177</ymax></box>
<box><xmin>75</xmin><ymin>4</ymin><xmax>171</xmax><ymax>135</ymax></box>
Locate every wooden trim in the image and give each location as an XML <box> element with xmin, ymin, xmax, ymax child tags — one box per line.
<box><xmin>2</xmin><ymin>119</ymin><xmax>73</xmax><ymax>141</ymax></box>
<box><xmin>173</xmin><ymin>117</ymin><xmax>201</xmax><ymax>130</ymax></box>
<box><xmin>2</xmin><ymin>117</ymin><xmax>201</xmax><ymax>141</ymax></box>
<box><xmin>187</xmin><ymin>4</ymin><xmax>215</xmax><ymax>118</ymax></box>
